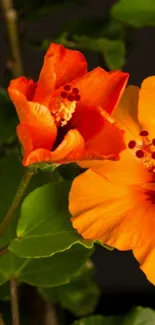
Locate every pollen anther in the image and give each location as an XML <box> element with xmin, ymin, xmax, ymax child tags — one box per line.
<box><xmin>140</xmin><ymin>130</ymin><xmax>149</xmax><ymax>136</ymax></box>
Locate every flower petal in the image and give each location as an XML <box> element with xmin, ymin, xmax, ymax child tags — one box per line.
<box><xmin>34</xmin><ymin>43</ymin><xmax>87</xmax><ymax>106</ymax></box>
<box><xmin>8</xmin><ymin>77</ymin><xmax>37</xmax><ymax>100</ymax></box>
<box><xmin>71</xmin><ymin>67</ymin><xmax>129</xmax><ymax>115</ymax></box>
<box><xmin>138</xmin><ymin>75</ymin><xmax>155</xmax><ymax>138</ymax></box>
<box><xmin>133</xmin><ymin>203</ymin><xmax>155</xmax><ymax>285</ymax></box>
<box><xmin>69</xmin><ymin>168</ymin><xmax>135</xmax><ymax>246</ymax></box>
<box><xmin>8</xmin><ymin>86</ymin><xmax>57</xmax><ymax>151</ymax></box>
<box><xmin>17</xmin><ymin>123</ymin><xmax>33</xmax><ymax>157</ymax></box>
<box><xmin>113</xmin><ymin>85</ymin><xmax>141</xmax><ymax>141</ymax></box>
<box><xmin>92</xmin><ymin>149</ymin><xmax>153</xmax><ymax>185</ymax></box>
<box><xmin>23</xmin><ymin>129</ymin><xmax>84</xmax><ymax>166</ymax></box>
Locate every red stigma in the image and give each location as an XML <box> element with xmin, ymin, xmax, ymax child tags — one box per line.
<box><xmin>64</xmin><ymin>84</ymin><xmax>71</xmax><ymax>91</ymax></box>
<box><xmin>74</xmin><ymin>94</ymin><xmax>81</xmax><ymax>102</ymax></box>
<box><xmin>67</xmin><ymin>94</ymin><xmax>74</xmax><ymax>102</ymax></box>
<box><xmin>152</xmin><ymin>152</ymin><xmax>155</xmax><ymax>159</ymax></box>
<box><xmin>61</xmin><ymin>91</ymin><xmax>67</xmax><ymax>98</ymax></box>
<box><xmin>140</xmin><ymin>130</ymin><xmax>149</xmax><ymax>136</ymax></box>
<box><xmin>136</xmin><ymin>150</ymin><xmax>144</xmax><ymax>158</ymax></box>
<box><xmin>128</xmin><ymin>140</ymin><xmax>136</xmax><ymax>149</ymax></box>
<box><xmin>152</xmin><ymin>138</ymin><xmax>155</xmax><ymax>146</ymax></box>
<box><xmin>72</xmin><ymin>87</ymin><xmax>79</xmax><ymax>94</ymax></box>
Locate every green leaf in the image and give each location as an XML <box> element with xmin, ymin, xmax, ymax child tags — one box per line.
<box><xmin>0</xmin><ymin>153</ymin><xmax>23</xmax><ymax>249</ymax></box>
<box><xmin>39</xmin><ymin>261</ymin><xmax>100</xmax><ymax>317</ymax></box>
<box><xmin>0</xmin><ymin>88</ymin><xmax>17</xmax><ymax>145</ymax></box>
<box><xmin>0</xmin><ymin>245</ymin><xmax>92</xmax><ymax>287</ymax></box>
<box><xmin>9</xmin><ymin>181</ymin><xmax>93</xmax><ymax>258</ymax></box>
<box><xmin>73</xmin><ymin>35</ymin><xmax>126</xmax><ymax>70</ymax></box>
<box><xmin>0</xmin><ymin>152</ymin><xmax>51</xmax><ymax>249</ymax></box>
<box><xmin>72</xmin><ymin>307</ymin><xmax>155</xmax><ymax>325</ymax></box>
<box><xmin>111</xmin><ymin>0</ymin><xmax>155</xmax><ymax>27</ymax></box>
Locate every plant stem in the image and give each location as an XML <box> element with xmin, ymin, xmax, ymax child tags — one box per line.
<box><xmin>0</xmin><ymin>0</ymin><xmax>23</xmax><ymax>77</ymax></box>
<box><xmin>0</xmin><ymin>245</ymin><xmax>8</xmax><ymax>256</ymax></box>
<box><xmin>0</xmin><ymin>169</ymin><xmax>33</xmax><ymax>237</ymax></box>
<box><xmin>10</xmin><ymin>279</ymin><xmax>20</xmax><ymax>325</ymax></box>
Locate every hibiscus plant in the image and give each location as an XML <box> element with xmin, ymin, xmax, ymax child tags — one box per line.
<box><xmin>1</xmin><ymin>0</ymin><xmax>155</xmax><ymax>325</ymax></box>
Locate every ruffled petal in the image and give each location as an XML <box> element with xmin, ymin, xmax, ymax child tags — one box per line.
<box><xmin>138</xmin><ymin>76</ymin><xmax>155</xmax><ymax>138</ymax></box>
<box><xmin>8</xmin><ymin>77</ymin><xmax>37</xmax><ymax>101</ymax></box>
<box><xmin>23</xmin><ymin>129</ymin><xmax>84</xmax><ymax>166</ymax></box>
<box><xmin>92</xmin><ymin>149</ymin><xmax>153</xmax><ymax>185</ymax></box>
<box><xmin>69</xmin><ymin>168</ymin><xmax>136</xmax><ymax>246</ymax></box>
<box><xmin>71</xmin><ymin>67</ymin><xmax>129</xmax><ymax>115</ymax></box>
<box><xmin>113</xmin><ymin>85</ymin><xmax>141</xmax><ymax>142</ymax></box>
<box><xmin>8</xmin><ymin>87</ymin><xmax>57</xmax><ymax>151</ymax></box>
<box><xmin>34</xmin><ymin>43</ymin><xmax>87</xmax><ymax>106</ymax></box>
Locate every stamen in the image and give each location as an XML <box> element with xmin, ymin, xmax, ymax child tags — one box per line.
<box><xmin>74</xmin><ymin>94</ymin><xmax>81</xmax><ymax>101</ymax></box>
<box><xmin>61</xmin><ymin>91</ymin><xmax>67</xmax><ymax>98</ymax></box>
<box><xmin>72</xmin><ymin>87</ymin><xmax>79</xmax><ymax>94</ymax></box>
<box><xmin>128</xmin><ymin>140</ymin><xmax>136</xmax><ymax>149</ymax></box>
<box><xmin>152</xmin><ymin>152</ymin><xmax>155</xmax><ymax>159</ymax></box>
<box><xmin>64</xmin><ymin>84</ymin><xmax>71</xmax><ymax>91</ymax></box>
<box><xmin>152</xmin><ymin>138</ymin><xmax>155</xmax><ymax>146</ymax></box>
<box><xmin>67</xmin><ymin>94</ymin><xmax>74</xmax><ymax>102</ymax></box>
<box><xmin>140</xmin><ymin>130</ymin><xmax>149</xmax><ymax>136</ymax></box>
<box><xmin>136</xmin><ymin>150</ymin><xmax>144</xmax><ymax>158</ymax></box>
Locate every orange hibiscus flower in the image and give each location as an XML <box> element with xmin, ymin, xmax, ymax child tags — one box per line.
<box><xmin>69</xmin><ymin>76</ymin><xmax>155</xmax><ymax>285</ymax></box>
<box><xmin>8</xmin><ymin>43</ymin><xmax>128</xmax><ymax>166</ymax></box>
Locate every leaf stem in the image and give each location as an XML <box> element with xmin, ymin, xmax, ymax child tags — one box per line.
<box><xmin>10</xmin><ymin>278</ymin><xmax>20</xmax><ymax>325</ymax></box>
<box><xmin>0</xmin><ymin>169</ymin><xmax>33</xmax><ymax>237</ymax></box>
<box><xmin>0</xmin><ymin>0</ymin><xmax>23</xmax><ymax>77</ymax></box>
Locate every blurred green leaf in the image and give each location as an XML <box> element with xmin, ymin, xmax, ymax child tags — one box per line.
<box><xmin>111</xmin><ymin>0</ymin><xmax>155</xmax><ymax>27</ymax></box>
<box><xmin>0</xmin><ymin>88</ymin><xmax>17</xmax><ymax>146</ymax></box>
<box><xmin>39</xmin><ymin>261</ymin><xmax>99</xmax><ymax>317</ymax></box>
<box><xmin>73</xmin><ymin>35</ymin><xmax>126</xmax><ymax>69</ymax></box>
<box><xmin>9</xmin><ymin>181</ymin><xmax>93</xmax><ymax>258</ymax></box>
<box><xmin>72</xmin><ymin>307</ymin><xmax>155</xmax><ymax>325</ymax></box>
<box><xmin>12</xmin><ymin>0</ymin><xmax>86</xmax><ymax>19</ymax></box>
<box><xmin>0</xmin><ymin>245</ymin><xmax>92</xmax><ymax>287</ymax></box>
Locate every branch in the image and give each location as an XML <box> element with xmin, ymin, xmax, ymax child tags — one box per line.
<box><xmin>10</xmin><ymin>279</ymin><xmax>20</xmax><ymax>325</ymax></box>
<box><xmin>0</xmin><ymin>169</ymin><xmax>33</xmax><ymax>237</ymax></box>
<box><xmin>0</xmin><ymin>0</ymin><xmax>23</xmax><ymax>77</ymax></box>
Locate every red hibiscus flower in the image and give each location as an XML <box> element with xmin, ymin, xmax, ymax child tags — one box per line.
<box><xmin>8</xmin><ymin>43</ymin><xmax>129</xmax><ymax>166</ymax></box>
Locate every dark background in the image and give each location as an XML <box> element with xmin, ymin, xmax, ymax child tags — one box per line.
<box><xmin>1</xmin><ymin>0</ymin><xmax>155</xmax><ymax>318</ymax></box>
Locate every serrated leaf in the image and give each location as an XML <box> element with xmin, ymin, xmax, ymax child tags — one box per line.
<box><xmin>39</xmin><ymin>261</ymin><xmax>99</xmax><ymax>317</ymax></box>
<box><xmin>72</xmin><ymin>307</ymin><xmax>155</xmax><ymax>325</ymax></box>
<box><xmin>0</xmin><ymin>245</ymin><xmax>92</xmax><ymax>287</ymax></box>
<box><xmin>0</xmin><ymin>88</ymin><xmax>17</xmax><ymax>145</ymax></box>
<box><xmin>111</xmin><ymin>0</ymin><xmax>155</xmax><ymax>28</ymax></box>
<box><xmin>9</xmin><ymin>181</ymin><xmax>93</xmax><ymax>258</ymax></box>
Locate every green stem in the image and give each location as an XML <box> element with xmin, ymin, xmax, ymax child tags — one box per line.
<box><xmin>0</xmin><ymin>0</ymin><xmax>23</xmax><ymax>77</ymax></box>
<box><xmin>10</xmin><ymin>278</ymin><xmax>20</xmax><ymax>325</ymax></box>
<box><xmin>0</xmin><ymin>169</ymin><xmax>33</xmax><ymax>237</ymax></box>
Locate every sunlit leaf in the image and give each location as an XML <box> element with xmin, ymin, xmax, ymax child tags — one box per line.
<box><xmin>72</xmin><ymin>307</ymin><xmax>155</xmax><ymax>325</ymax></box>
<box><xmin>111</xmin><ymin>0</ymin><xmax>155</xmax><ymax>27</ymax></box>
<box><xmin>0</xmin><ymin>245</ymin><xmax>92</xmax><ymax>287</ymax></box>
<box><xmin>9</xmin><ymin>181</ymin><xmax>93</xmax><ymax>258</ymax></box>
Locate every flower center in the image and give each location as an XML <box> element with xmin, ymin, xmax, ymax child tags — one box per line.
<box><xmin>128</xmin><ymin>130</ymin><xmax>155</xmax><ymax>171</ymax></box>
<box><xmin>50</xmin><ymin>84</ymin><xmax>80</xmax><ymax>127</ymax></box>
